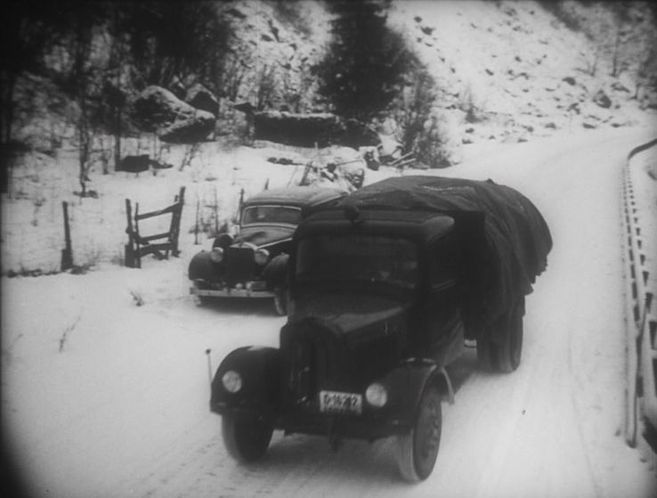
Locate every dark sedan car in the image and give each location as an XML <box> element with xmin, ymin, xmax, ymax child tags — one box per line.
<box><xmin>188</xmin><ymin>185</ymin><xmax>346</xmax><ymax>314</ymax></box>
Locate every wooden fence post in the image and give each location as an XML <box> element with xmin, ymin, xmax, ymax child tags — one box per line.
<box><xmin>61</xmin><ymin>201</ymin><xmax>73</xmax><ymax>271</ymax></box>
<box><xmin>195</xmin><ymin>196</ymin><xmax>200</xmax><ymax>245</ymax></box>
<box><xmin>169</xmin><ymin>187</ymin><xmax>185</xmax><ymax>257</ymax></box>
<box><xmin>213</xmin><ymin>185</ymin><xmax>219</xmax><ymax>234</ymax></box>
<box><xmin>124</xmin><ymin>198</ymin><xmax>136</xmax><ymax>268</ymax></box>
<box><xmin>134</xmin><ymin>202</ymin><xmax>142</xmax><ymax>268</ymax></box>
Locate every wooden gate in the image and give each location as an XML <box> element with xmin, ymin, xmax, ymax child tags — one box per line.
<box><xmin>125</xmin><ymin>187</ymin><xmax>185</xmax><ymax>268</ymax></box>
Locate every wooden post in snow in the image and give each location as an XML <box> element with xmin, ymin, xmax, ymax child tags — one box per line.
<box><xmin>124</xmin><ymin>198</ymin><xmax>136</xmax><ymax>268</ymax></box>
<box><xmin>61</xmin><ymin>201</ymin><xmax>73</xmax><ymax>271</ymax></box>
<box><xmin>195</xmin><ymin>196</ymin><xmax>200</xmax><ymax>245</ymax></box>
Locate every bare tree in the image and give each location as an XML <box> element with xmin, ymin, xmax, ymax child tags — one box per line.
<box><xmin>70</xmin><ymin>11</ymin><xmax>94</xmax><ymax>197</ymax></box>
<box><xmin>107</xmin><ymin>3</ymin><xmax>128</xmax><ymax>174</ymax></box>
<box><xmin>396</xmin><ymin>69</ymin><xmax>436</xmax><ymax>154</ymax></box>
<box><xmin>254</xmin><ymin>64</ymin><xmax>278</xmax><ymax>111</ymax></box>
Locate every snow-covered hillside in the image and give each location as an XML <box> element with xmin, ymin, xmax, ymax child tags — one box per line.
<box><xmin>2</xmin><ymin>1</ymin><xmax>657</xmax><ymax>497</ymax></box>
<box><xmin>390</xmin><ymin>0</ymin><xmax>657</xmax><ymax>143</ymax></box>
<box><xmin>3</xmin><ymin>125</ymin><xmax>657</xmax><ymax>498</ymax></box>
<box><xmin>4</xmin><ymin>0</ymin><xmax>657</xmax><ymax>276</ymax></box>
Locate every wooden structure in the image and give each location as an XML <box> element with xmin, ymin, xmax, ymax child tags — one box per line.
<box><xmin>125</xmin><ymin>187</ymin><xmax>185</xmax><ymax>268</ymax></box>
<box><xmin>61</xmin><ymin>201</ymin><xmax>73</xmax><ymax>271</ymax></box>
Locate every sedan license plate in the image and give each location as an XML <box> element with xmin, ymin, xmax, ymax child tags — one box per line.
<box><xmin>319</xmin><ymin>390</ymin><xmax>362</xmax><ymax>415</ymax></box>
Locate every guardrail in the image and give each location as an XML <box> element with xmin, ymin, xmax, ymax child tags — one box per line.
<box><xmin>622</xmin><ymin>138</ymin><xmax>657</xmax><ymax>448</ymax></box>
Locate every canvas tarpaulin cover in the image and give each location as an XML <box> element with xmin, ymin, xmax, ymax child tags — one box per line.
<box><xmin>341</xmin><ymin>175</ymin><xmax>552</xmax><ymax>325</ymax></box>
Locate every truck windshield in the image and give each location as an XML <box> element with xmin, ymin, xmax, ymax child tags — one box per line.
<box><xmin>296</xmin><ymin>235</ymin><xmax>418</xmax><ymax>289</ymax></box>
<box><xmin>242</xmin><ymin>205</ymin><xmax>302</xmax><ymax>226</ymax></box>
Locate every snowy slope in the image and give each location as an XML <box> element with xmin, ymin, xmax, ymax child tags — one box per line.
<box><xmin>3</xmin><ymin>1</ymin><xmax>657</xmax><ymax>496</ymax></box>
<box><xmin>3</xmin><ymin>125</ymin><xmax>657</xmax><ymax>498</ymax></box>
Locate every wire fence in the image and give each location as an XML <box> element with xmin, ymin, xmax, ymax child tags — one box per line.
<box><xmin>1</xmin><ymin>173</ymin><xmax>246</xmax><ymax>276</ymax></box>
<box><xmin>2</xmin><ymin>193</ymin><xmax>133</xmax><ymax>275</ymax></box>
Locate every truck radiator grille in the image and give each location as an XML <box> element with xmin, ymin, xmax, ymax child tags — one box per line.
<box><xmin>282</xmin><ymin>322</ymin><xmax>338</xmax><ymax>403</ymax></box>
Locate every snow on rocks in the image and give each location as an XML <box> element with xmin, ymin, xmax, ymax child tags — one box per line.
<box><xmin>389</xmin><ymin>0</ymin><xmax>656</xmax><ymax>144</ymax></box>
<box><xmin>131</xmin><ymin>86</ymin><xmax>216</xmax><ymax>143</ymax></box>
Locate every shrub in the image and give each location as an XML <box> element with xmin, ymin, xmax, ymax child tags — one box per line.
<box><xmin>396</xmin><ymin>69</ymin><xmax>437</xmax><ymax>155</ymax></box>
<box><xmin>413</xmin><ymin>108</ymin><xmax>462</xmax><ymax>168</ymax></box>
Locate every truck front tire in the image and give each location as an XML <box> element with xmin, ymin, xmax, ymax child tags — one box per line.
<box><xmin>221</xmin><ymin>411</ymin><xmax>273</xmax><ymax>462</ymax></box>
<box><xmin>396</xmin><ymin>386</ymin><xmax>442</xmax><ymax>481</ymax></box>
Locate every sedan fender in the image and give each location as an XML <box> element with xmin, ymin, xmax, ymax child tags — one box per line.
<box><xmin>188</xmin><ymin>250</ymin><xmax>217</xmax><ymax>282</ymax></box>
<box><xmin>210</xmin><ymin>346</ymin><xmax>283</xmax><ymax>415</ymax></box>
<box><xmin>262</xmin><ymin>253</ymin><xmax>289</xmax><ymax>289</ymax></box>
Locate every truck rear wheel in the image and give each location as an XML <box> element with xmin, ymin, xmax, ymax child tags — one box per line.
<box><xmin>221</xmin><ymin>411</ymin><xmax>273</xmax><ymax>462</ymax></box>
<box><xmin>477</xmin><ymin>300</ymin><xmax>524</xmax><ymax>373</ymax></box>
<box><xmin>396</xmin><ymin>387</ymin><xmax>442</xmax><ymax>482</ymax></box>
<box><xmin>273</xmin><ymin>287</ymin><xmax>288</xmax><ymax>316</ymax></box>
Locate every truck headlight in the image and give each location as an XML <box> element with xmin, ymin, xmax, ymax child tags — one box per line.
<box><xmin>254</xmin><ymin>248</ymin><xmax>269</xmax><ymax>265</ymax></box>
<box><xmin>210</xmin><ymin>247</ymin><xmax>224</xmax><ymax>263</ymax></box>
<box><xmin>365</xmin><ymin>382</ymin><xmax>388</xmax><ymax>408</ymax></box>
<box><xmin>221</xmin><ymin>370</ymin><xmax>243</xmax><ymax>393</ymax></box>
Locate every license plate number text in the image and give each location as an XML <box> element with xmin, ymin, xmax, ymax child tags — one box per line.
<box><xmin>319</xmin><ymin>390</ymin><xmax>362</xmax><ymax>415</ymax></box>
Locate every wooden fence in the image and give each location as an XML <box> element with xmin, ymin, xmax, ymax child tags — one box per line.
<box><xmin>124</xmin><ymin>187</ymin><xmax>185</xmax><ymax>268</ymax></box>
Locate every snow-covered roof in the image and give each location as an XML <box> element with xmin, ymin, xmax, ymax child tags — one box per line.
<box><xmin>244</xmin><ymin>185</ymin><xmax>346</xmax><ymax>208</ymax></box>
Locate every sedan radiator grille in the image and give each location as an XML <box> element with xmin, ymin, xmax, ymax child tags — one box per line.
<box><xmin>225</xmin><ymin>246</ymin><xmax>255</xmax><ymax>286</ymax></box>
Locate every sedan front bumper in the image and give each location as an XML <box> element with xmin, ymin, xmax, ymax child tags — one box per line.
<box><xmin>190</xmin><ymin>284</ymin><xmax>275</xmax><ymax>299</ymax></box>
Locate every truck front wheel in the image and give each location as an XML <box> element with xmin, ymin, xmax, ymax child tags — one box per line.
<box><xmin>396</xmin><ymin>386</ymin><xmax>442</xmax><ymax>482</ymax></box>
<box><xmin>478</xmin><ymin>299</ymin><xmax>524</xmax><ymax>373</ymax></box>
<box><xmin>221</xmin><ymin>411</ymin><xmax>273</xmax><ymax>462</ymax></box>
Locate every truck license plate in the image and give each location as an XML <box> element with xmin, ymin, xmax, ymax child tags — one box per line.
<box><xmin>319</xmin><ymin>390</ymin><xmax>362</xmax><ymax>415</ymax></box>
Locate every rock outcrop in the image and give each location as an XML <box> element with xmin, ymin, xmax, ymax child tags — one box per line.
<box><xmin>131</xmin><ymin>86</ymin><xmax>215</xmax><ymax>143</ymax></box>
<box><xmin>252</xmin><ymin>111</ymin><xmax>379</xmax><ymax>148</ymax></box>
<box><xmin>185</xmin><ymin>83</ymin><xmax>219</xmax><ymax>116</ymax></box>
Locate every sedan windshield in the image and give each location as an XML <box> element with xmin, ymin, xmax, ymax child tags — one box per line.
<box><xmin>296</xmin><ymin>235</ymin><xmax>418</xmax><ymax>289</ymax></box>
<box><xmin>242</xmin><ymin>205</ymin><xmax>302</xmax><ymax>226</ymax></box>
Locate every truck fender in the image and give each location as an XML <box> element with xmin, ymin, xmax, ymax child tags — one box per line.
<box><xmin>382</xmin><ymin>362</ymin><xmax>455</xmax><ymax>422</ymax></box>
<box><xmin>210</xmin><ymin>346</ymin><xmax>282</xmax><ymax>414</ymax></box>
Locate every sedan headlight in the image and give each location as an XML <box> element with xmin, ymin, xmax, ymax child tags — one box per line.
<box><xmin>254</xmin><ymin>248</ymin><xmax>269</xmax><ymax>266</ymax></box>
<box><xmin>365</xmin><ymin>382</ymin><xmax>388</xmax><ymax>408</ymax></box>
<box><xmin>221</xmin><ymin>370</ymin><xmax>243</xmax><ymax>393</ymax></box>
<box><xmin>209</xmin><ymin>247</ymin><xmax>224</xmax><ymax>263</ymax></box>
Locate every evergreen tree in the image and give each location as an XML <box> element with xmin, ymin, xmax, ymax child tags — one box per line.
<box><xmin>317</xmin><ymin>0</ymin><xmax>417</xmax><ymax>121</ymax></box>
<box><xmin>123</xmin><ymin>2</ymin><xmax>230</xmax><ymax>94</ymax></box>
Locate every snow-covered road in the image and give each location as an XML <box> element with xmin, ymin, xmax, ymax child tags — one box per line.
<box><xmin>2</xmin><ymin>127</ymin><xmax>657</xmax><ymax>498</ymax></box>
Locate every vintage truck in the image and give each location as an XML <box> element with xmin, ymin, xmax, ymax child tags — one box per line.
<box><xmin>188</xmin><ymin>185</ymin><xmax>346</xmax><ymax>315</ymax></box>
<box><xmin>209</xmin><ymin>175</ymin><xmax>552</xmax><ymax>481</ymax></box>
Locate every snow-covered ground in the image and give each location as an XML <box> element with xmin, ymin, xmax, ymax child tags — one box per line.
<box><xmin>2</xmin><ymin>124</ymin><xmax>657</xmax><ymax>498</ymax></box>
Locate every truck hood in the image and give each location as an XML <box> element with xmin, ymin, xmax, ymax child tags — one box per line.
<box><xmin>235</xmin><ymin>225</ymin><xmax>294</xmax><ymax>247</ymax></box>
<box><xmin>291</xmin><ymin>292</ymin><xmax>407</xmax><ymax>334</ymax></box>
